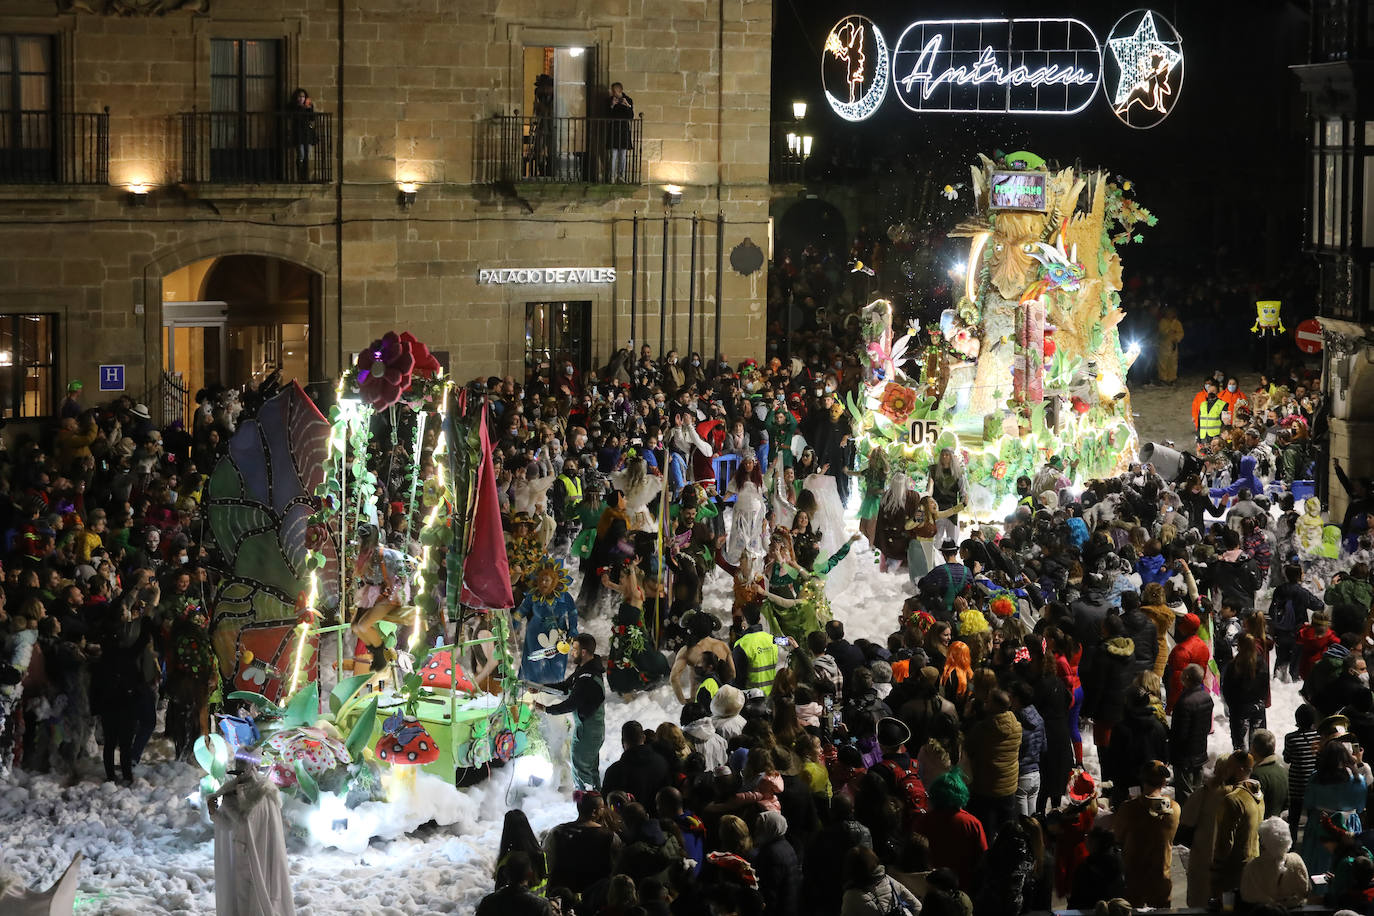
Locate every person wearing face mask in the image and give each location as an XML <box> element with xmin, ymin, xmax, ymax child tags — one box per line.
<box><xmin>661</xmin><ymin>349</ymin><xmax>684</xmax><ymax>396</ymax></box>
<box><xmin>1197</xmin><ymin>383</ymin><xmax>1226</xmax><ymax>445</ymax></box>
<box><xmin>1220</xmin><ymin>376</ymin><xmax>1249</xmax><ymax>419</ymax></box>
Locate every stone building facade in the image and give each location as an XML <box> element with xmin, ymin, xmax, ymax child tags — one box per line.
<box><xmin>0</xmin><ymin>0</ymin><xmax>773</xmax><ymax>418</ymax></box>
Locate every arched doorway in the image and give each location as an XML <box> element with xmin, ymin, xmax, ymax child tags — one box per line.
<box><xmin>160</xmin><ymin>254</ymin><xmax>321</xmax><ymax>404</ymax></box>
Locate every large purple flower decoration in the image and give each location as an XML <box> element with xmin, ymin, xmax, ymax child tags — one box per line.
<box><xmin>355</xmin><ymin>331</ymin><xmax>415</xmax><ymax>410</ymax></box>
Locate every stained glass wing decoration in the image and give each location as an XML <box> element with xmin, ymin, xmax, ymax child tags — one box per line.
<box><xmin>208</xmin><ymin>382</ymin><xmax>339</xmax><ymax>633</ymax></box>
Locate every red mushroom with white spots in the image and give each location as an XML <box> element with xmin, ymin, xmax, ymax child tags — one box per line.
<box><xmin>375</xmin><ymin>715</ymin><xmax>440</xmax><ymax>766</ymax></box>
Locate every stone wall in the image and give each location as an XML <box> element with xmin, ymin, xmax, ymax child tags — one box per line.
<box><xmin>0</xmin><ymin>0</ymin><xmax>773</xmax><ymax>406</ymax></box>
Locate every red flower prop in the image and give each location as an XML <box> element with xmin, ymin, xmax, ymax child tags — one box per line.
<box><xmin>1071</xmin><ymin>396</ymin><xmax>1091</xmax><ymax>415</ymax></box>
<box><xmin>400</xmin><ymin>331</ymin><xmax>441</xmax><ymax>379</ymax></box>
<box><xmin>878</xmin><ymin>382</ymin><xmax>919</xmax><ymax>423</ymax></box>
<box><xmin>355</xmin><ymin>332</ymin><xmax>415</xmax><ymax>410</ymax></box>
<box><xmin>992</xmin><ymin>460</ymin><xmax>1008</xmax><ymax>480</ymax></box>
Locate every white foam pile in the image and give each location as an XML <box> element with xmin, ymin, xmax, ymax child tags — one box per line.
<box><xmin>0</xmin><ymin>507</ymin><xmax>1309</xmax><ymax>913</ymax></box>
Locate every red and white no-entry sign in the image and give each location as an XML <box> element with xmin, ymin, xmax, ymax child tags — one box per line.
<box><xmin>1295</xmin><ymin>318</ymin><xmax>1324</xmax><ymax>354</ymax></box>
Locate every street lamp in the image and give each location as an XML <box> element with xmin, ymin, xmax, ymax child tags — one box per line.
<box><xmin>792</xmin><ymin>100</ymin><xmax>807</xmax><ymax>120</ymax></box>
<box><xmin>786</xmin><ymin>132</ymin><xmax>799</xmax><ymax>156</ymax></box>
<box><xmin>802</xmin><ymin>135</ymin><xmax>813</xmax><ymax>158</ymax></box>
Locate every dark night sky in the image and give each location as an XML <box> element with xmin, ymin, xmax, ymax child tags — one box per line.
<box><xmin>769</xmin><ymin>0</ymin><xmax>1311</xmax><ymax>278</ymax></box>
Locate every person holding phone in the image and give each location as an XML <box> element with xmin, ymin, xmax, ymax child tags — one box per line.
<box><xmin>607</xmin><ymin>82</ymin><xmax>635</xmax><ymax>182</ymax></box>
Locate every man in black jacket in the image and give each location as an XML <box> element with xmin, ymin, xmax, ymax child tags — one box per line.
<box><xmin>601</xmin><ymin>720</ymin><xmax>670</xmax><ymax>814</ymax></box>
<box><xmin>546</xmin><ymin>792</ymin><xmax>620</xmax><ymax>897</ymax></box>
<box><xmin>1169</xmin><ymin>663</ymin><xmax>1214</xmax><ymax>804</ymax></box>
<box><xmin>542</xmin><ymin>634</ymin><xmax>606</xmax><ymax>792</ymax></box>
<box><xmin>824</xmin><ymin>620</ymin><xmax>867</xmax><ymax>683</ymax></box>
<box><xmin>1119</xmin><ymin>591</ymin><xmax>1158</xmax><ymax>676</ymax></box>
<box><xmin>1105</xmin><ymin>687</ymin><xmax>1170</xmax><ymax>806</ymax></box>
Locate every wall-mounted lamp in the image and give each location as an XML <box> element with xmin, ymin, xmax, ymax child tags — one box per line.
<box><xmin>792</xmin><ymin>100</ymin><xmax>807</xmax><ymax>120</ymax></box>
<box><xmin>568</xmin><ymin>46</ymin><xmax>584</xmax><ymax>57</ymax></box>
<box><xmin>802</xmin><ymin>135</ymin><xmax>813</xmax><ymax>158</ymax></box>
<box><xmin>786</xmin><ymin>132</ymin><xmax>799</xmax><ymax>155</ymax></box>
<box><xmin>127</xmin><ymin>182</ymin><xmax>150</xmax><ymax>207</ymax></box>
<box><xmin>398</xmin><ymin>181</ymin><xmax>418</xmax><ymax>208</ymax></box>
<box><xmin>663</xmin><ymin>184</ymin><xmax>683</xmax><ymax>207</ymax></box>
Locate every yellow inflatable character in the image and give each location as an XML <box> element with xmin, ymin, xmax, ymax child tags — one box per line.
<box><xmin>1252</xmin><ymin>300</ymin><xmax>1285</xmax><ymax>335</ymax></box>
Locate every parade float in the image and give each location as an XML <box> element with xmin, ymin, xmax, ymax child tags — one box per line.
<box><xmin>849</xmin><ymin>152</ymin><xmax>1155</xmax><ymax>518</ymax></box>
<box><xmin>198</xmin><ymin>332</ymin><xmax>548</xmax><ymax>851</ymax></box>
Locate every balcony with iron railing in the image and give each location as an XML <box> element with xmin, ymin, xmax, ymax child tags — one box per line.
<box><xmin>478</xmin><ymin>114</ymin><xmax>643</xmax><ymax>186</ymax></box>
<box><xmin>0</xmin><ymin>109</ymin><xmax>109</xmax><ymax>185</ymax></box>
<box><xmin>179</xmin><ymin>110</ymin><xmax>333</xmax><ymax>185</ymax></box>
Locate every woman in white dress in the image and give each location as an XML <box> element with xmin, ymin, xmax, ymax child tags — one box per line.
<box><xmin>765</xmin><ymin>453</ymin><xmax>798</xmax><ymax>529</ymax></box>
<box><xmin>724</xmin><ymin>449</ymin><xmax>768</xmax><ymax>567</ymax></box>
<box><xmin>613</xmin><ymin>456</ymin><xmax>660</xmax><ymax>532</ymax></box>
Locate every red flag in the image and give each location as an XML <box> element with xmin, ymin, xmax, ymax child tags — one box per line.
<box><xmin>461</xmin><ymin>408</ymin><xmax>514</xmax><ymax>609</ymax></box>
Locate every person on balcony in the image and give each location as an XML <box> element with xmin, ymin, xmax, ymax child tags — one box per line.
<box><xmin>288</xmin><ymin>88</ymin><xmax>317</xmax><ymax>182</ymax></box>
<box><xmin>608</xmin><ymin>82</ymin><xmax>635</xmax><ymax>183</ymax></box>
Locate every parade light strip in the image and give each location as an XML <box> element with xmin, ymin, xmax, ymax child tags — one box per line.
<box><xmin>409</xmin><ymin>380</ymin><xmax>450</xmax><ymax>651</ymax></box>
<box><xmin>286</xmin><ymin>570</ymin><xmax>319</xmax><ymax>699</ymax></box>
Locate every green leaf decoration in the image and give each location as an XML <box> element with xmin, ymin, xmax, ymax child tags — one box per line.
<box><xmin>293</xmin><ymin>759</ymin><xmax>320</xmax><ymax>805</ymax></box>
<box><xmin>345</xmin><ymin>697</ymin><xmax>379</xmax><ymax>759</ymax></box>
<box><xmin>329</xmin><ymin>674</ymin><xmax>374</xmax><ymax>717</ymax></box>
<box><xmin>281</xmin><ymin>682</ymin><xmax>320</xmax><ymax>729</ymax></box>
<box><xmin>226</xmin><ymin>691</ymin><xmax>285</xmax><ymax>717</ymax></box>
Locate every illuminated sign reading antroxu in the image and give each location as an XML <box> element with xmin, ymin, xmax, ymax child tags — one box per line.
<box><xmin>819</xmin><ymin>9</ymin><xmax>1183</xmax><ymax>126</ymax></box>
<box><xmin>892</xmin><ymin>19</ymin><xmax>1101</xmax><ymax>115</ymax></box>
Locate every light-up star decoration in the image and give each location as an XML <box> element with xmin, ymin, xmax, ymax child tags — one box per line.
<box><xmin>1106</xmin><ymin>10</ymin><xmax>1183</xmax><ymax>127</ymax></box>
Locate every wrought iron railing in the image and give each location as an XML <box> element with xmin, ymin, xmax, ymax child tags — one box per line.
<box><xmin>180</xmin><ymin>110</ymin><xmax>333</xmax><ymax>184</ymax></box>
<box><xmin>478</xmin><ymin>114</ymin><xmax>643</xmax><ymax>184</ymax></box>
<box><xmin>0</xmin><ymin>110</ymin><xmax>109</xmax><ymax>185</ymax></box>
<box><xmin>770</xmin><ymin>122</ymin><xmax>808</xmax><ymax>184</ymax></box>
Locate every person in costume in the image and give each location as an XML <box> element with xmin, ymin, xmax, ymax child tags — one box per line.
<box><xmin>514</xmin><ymin>556</ymin><xmax>579</xmax><ymax>685</ymax></box>
<box><xmin>505</xmin><ymin>511</ymin><xmax>544</xmax><ymax>607</ymax></box>
<box><xmin>601</xmin><ymin>560</ymin><xmax>671</xmax><ymax>695</ymax></box>
<box><xmin>724</xmin><ymin>448</ymin><xmax>767</xmax><ymax>567</ymax></box>
<box><xmin>928</xmin><ymin>448</ymin><xmax>968</xmax><ymax>546</ymax></box>
<box><xmin>350</xmin><ymin>523</ymin><xmax>415</xmax><ymax>674</ymax></box>
<box><xmin>576</xmin><ymin>488</ymin><xmax>629</xmax><ymax>614</ymax></box>
<box><xmin>905</xmin><ymin>495</ymin><xmax>960</xmax><ymax>582</ymax></box>
<box><xmin>873</xmin><ymin>469</ymin><xmax>920</xmax><ymax>573</ymax></box>
<box><xmin>764</xmin><ymin>526</ymin><xmax>860</xmax><ymax>645</ymax></box>
<box><xmin>1296</xmin><ymin>498</ymin><xmax>1327</xmax><ymax>558</ymax></box>
<box><xmin>766</xmin><ymin>393</ymin><xmax>799</xmax><ymax>469</ymax></box>
<box><xmin>851</xmin><ymin>448</ymin><xmax>889</xmax><ymax>543</ymax></box>
<box><xmin>613</xmin><ymin>455</ymin><xmax>660</xmax><ymax>532</ymax></box>
<box><xmin>670</xmin><ymin>610</ymin><xmax>736</xmax><ymax>705</ymax></box>
<box><xmin>764</xmin><ymin>453</ymin><xmax>798</xmax><ymax>529</ymax></box>
<box><xmin>666</xmin><ymin>489</ymin><xmax>719</xmax><ymax>640</ymax></box>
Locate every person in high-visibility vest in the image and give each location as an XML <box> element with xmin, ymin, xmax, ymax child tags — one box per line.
<box><xmin>1197</xmin><ymin>390</ymin><xmax>1226</xmax><ymax>443</ymax></box>
<box><xmin>732</xmin><ymin>604</ymin><xmax>791</xmax><ymax>696</ymax></box>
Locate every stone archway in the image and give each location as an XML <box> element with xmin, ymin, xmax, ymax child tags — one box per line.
<box><xmin>138</xmin><ymin>231</ymin><xmax>336</xmax><ymax>395</ymax></box>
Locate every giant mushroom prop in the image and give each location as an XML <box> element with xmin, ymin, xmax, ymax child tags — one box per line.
<box><xmin>375</xmin><ymin>713</ymin><xmax>440</xmax><ymax>794</ymax></box>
